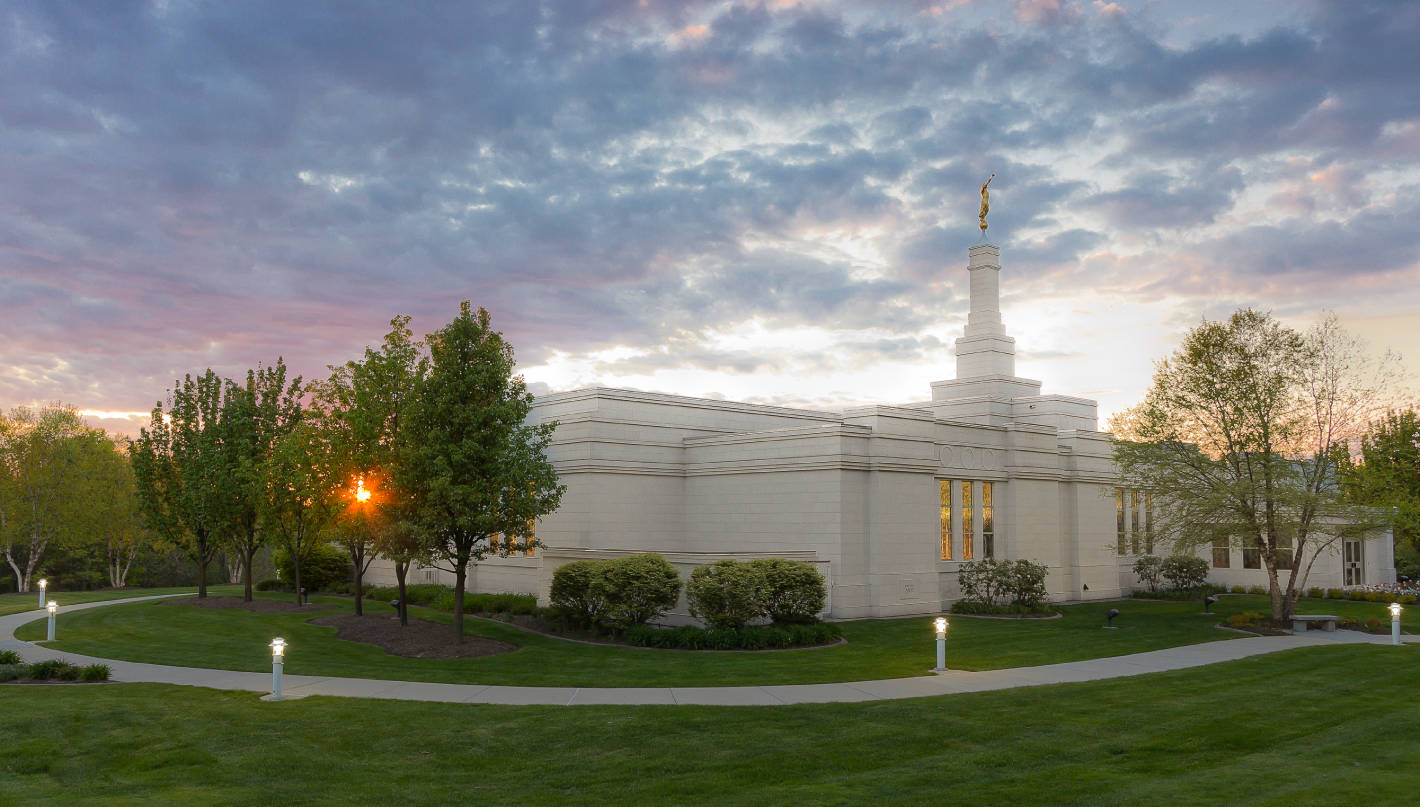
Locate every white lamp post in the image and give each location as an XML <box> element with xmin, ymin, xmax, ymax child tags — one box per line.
<box><xmin>46</xmin><ymin>600</ymin><xmax>57</xmax><ymax>641</ymax></box>
<box><xmin>38</xmin><ymin>578</ymin><xmax>47</xmax><ymax>609</ymax></box>
<box><xmin>933</xmin><ymin>616</ymin><xmax>949</xmax><ymax>672</ymax></box>
<box><xmin>1389</xmin><ymin>602</ymin><xmax>1403</xmax><ymax>646</ymax></box>
<box><xmin>269</xmin><ymin>637</ymin><xmax>287</xmax><ymax>699</ymax></box>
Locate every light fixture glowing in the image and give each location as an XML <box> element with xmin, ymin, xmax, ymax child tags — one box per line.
<box><xmin>933</xmin><ymin>616</ymin><xmax>948</xmax><ymax>637</ymax></box>
<box><xmin>1389</xmin><ymin>602</ymin><xmax>1403</xmax><ymax>618</ymax></box>
<box><xmin>270</xmin><ymin>637</ymin><xmax>287</xmax><ymax>658</ymax></box>
<box><xmin>47</xmin><ymin>601</ymin><xmax>57</xmax><ymax>614</ymax></box>
<box><xmin>39</xmin><ymin>579</ymin><xmax>47</xmax><ymax>590</ymax></box>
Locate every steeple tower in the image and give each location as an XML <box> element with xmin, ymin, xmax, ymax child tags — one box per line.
<box><xmin>954</xmin><ymin>243</ymin><xmax>1015</xmax><ymax>378</ymax></box>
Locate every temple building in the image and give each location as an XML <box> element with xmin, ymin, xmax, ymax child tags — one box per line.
<box><xmin>370</xmin><ymin>242</ymin><xmax>1396</xmax><ymax>618</ymax></box>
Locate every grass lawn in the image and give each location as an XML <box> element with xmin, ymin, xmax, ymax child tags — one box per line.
<box><xmin>18</xmin><ymin>591</ymin><xmax>1412</xmax><ymax>688</ymax></box>
<box><xmin>0</xmin><ymin>586</ymin><xmax>221</xmax><ymax>617</ymax></box>
<box><xmin>1</xmin><ymin>643</ymin><xmax>1416</xmax><ymax>806</ymax></box>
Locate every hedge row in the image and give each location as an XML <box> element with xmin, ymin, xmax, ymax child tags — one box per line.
<box><xmin>625</xmin><ymin>621</ymin><xmax>841</xmax><ymax>650</ymax></box>
<box><xmin>0</xmin><ymin>657</ymin><xmax>110</xmax><ymax>682</ymax></box>
<box><xmin>549</xmin><ymin>554</ymin><xmax>682</xmax><ymax>630</ymax></box>
<box><xmin>686</xmin><ymin>558</ymin><xmax>826</xmax><ymax>629</ymax></box>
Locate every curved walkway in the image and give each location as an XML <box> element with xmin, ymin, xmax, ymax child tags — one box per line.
<box><xmin>3</xmin><ymin>594</ymin><xmax>1413</xmax><ymax>706</ymax></box>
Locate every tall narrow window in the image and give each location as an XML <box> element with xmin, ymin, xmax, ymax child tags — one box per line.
<box><xmin>1143</xmin><ymin>491</ymin><xmax>1154</xmax><ymax>554</ymax></box>
<box><xmin>1212</xmin><ymin>537</ymin><xmax>1230</xmax><ymax>568</ymax></box>
<box><xmin>1130</xmin><ymin>489</ymin><xmax>1141</xmax><ymax>555</ymax></box>
<box><xmin>1274</xmin><ymin>535</ymin><xmax>1292</xmax><ymax>571</ymax></box>
<box><xmin>981</xmin><ymin>482</ymin><xmax>994</xmax><ymax>559</ymax></box>
<box><xmin>961</xmin><ymin>481</ymin><xmax>974</xmax><ymax>560</ymax></box>
<box><xmin>939</xmin><ymin>480</ymin><xmax>952</xmax><ymax>560</ymax></box>
<box><xmin>1116</xmin><ymin>488</ymin><xmax>1126</xmax><ymax>555</ymax></box>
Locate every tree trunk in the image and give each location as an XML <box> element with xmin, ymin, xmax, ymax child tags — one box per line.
<box><xmin>395</xmin><ymin>561</ymin><xmax>409</xmax><ymax>627</ymax></box>
<box><xmin>292</xmin><ymin>553</ymin><xmax>303</xmax><ymax>606</ymax></box>
<box><xmin>197</xmin><ymin>556</ymin><xmax>209</xmax><ymax>598</ymax></box>
<box><xmin>6</xmin><ymin>551</ymin><xmax>27</xmax><ymax>593</ymax></box>
<box><xmin>242</xmin><ymin>547</ymin><xmax>255</xmax><ymax>602</ymax></box>
<box><xmin>453</xmin><ymin>560</ymin><xmax>467</xmax><ymax>644</ymax></box>
<box><xmin>353</xmin><ymin>547</ymin><xmax>364</xmax><ymax>617</ymax></box>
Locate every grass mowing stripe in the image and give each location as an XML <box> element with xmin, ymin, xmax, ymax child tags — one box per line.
<box><xmin>0</xmin><ymin>644</ymin><xmax>1415</xmax><ymax>806</ymax></box>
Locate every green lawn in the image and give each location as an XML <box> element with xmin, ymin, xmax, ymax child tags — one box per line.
<box><xmin>0</xmin><ymin>586</ymin><xmax>218</xmax><ymax>617</ymax></box>
<box><xmin>20</xmin><ymin>591</ymin><xmax>1411</xmax><ymax>688</ymax></box>
<box><xmin>1</xmin><ymin>644</ymin><xmax>1416</xmax><ymax>806</ymax></box>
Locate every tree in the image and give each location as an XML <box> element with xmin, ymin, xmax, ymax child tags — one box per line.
<box><xmin>0</xmin><ymin>405</ymin><xmax>105</xmax><ymax>592</ymax></box>
<box><xmin>259</xmin><ymin>422</ymin><xmax>342</xmax><ymax>603</ymax></box>
<box><xmin>400</xmin><ymin>302</ymin><xmax>565</xmax><ymax>643</ymax></box>
<box><xmin>68</xmin><ymin>436</ymin><xmax>161</xmax><ymax>589</ymax></box>
<box><xmin>132</xmin><ymin>370</ymin><xmax>227</xmax><ymax>598</ymax></box>
<box><xmin>315</xmin><ymin>316</ymin><xmax>423</xmax><ymax>617</ymax></box>
<box><xmin>1112</xmin><ymin>310</ymin><xmax>1395</xmax><ymax>622</ymax></box>
<box><xmin>1342</xmin><ymin>408</ymin><xmax>1420</xmax><ymax>552</ymax></box>
<box><xmin>219</xmin><ymin>360</ymin><xmax>303</xmax><ymax>601</ymax></box>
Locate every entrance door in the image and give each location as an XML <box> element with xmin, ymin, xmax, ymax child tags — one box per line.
<box><xmin>1343</xmin><ymin>539</ymin><xmax>1363</xmax><ymax>586</ymax></box>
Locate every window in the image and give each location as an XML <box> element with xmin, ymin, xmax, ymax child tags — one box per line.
<box><xmin>939</xmin><ymin>480</ymin><xmax>952</xmax><ymax>560</ymax></box>
<box><xmin>489</xmin><ymin>520</ymin><xmax>537</xmax><ymax>557</ymax></box>
<box><xmin>961</xmin><ymin>481</ymin><xmax>974</xmax><ymax>560</ymax></box>
<box><xmin>1242</xmin><ymin>539</ymin><xmax>1261</xmax><ymax>569</ymax></box>
<box><xmin>1116</xmin><ymin>488</ymin><xmax>1126</xmax><ymax>555</ymax></box>
<box><xmin>1143</xmin><ymin>491</ymin><xmax>1154</xmax><ymax>554</ymax></box>
<box><xmin>1130</xmin><ymin>489</ymin><xmax>1141</xmax><ymax>554</ymax></box>
<box><xmin>982</xmin><ymin>482</ymin><xmax>994</xmax><ymax>559</ymax></box>
<box><xmin>1212</xmin><ymin>537</ymin><xmax>1230</xmax><ymax>568</ymax></box>
<box><xmin>1275</xmin><ymin>535</ymin><xmax>1293</xmax><ymax>571</ymax></box>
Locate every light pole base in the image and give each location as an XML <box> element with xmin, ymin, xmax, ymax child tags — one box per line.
<box><xmin>259</xmin><ymin>692</ymin><xmax>307</xmax><ymax>702</ymax></box>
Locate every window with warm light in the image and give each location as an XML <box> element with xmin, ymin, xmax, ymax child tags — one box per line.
<box><xmin>938</xmin><ymin>480</ymin><xmax>952</xmax><ymax>560</ymax></box>
<box><xmin>960</xmin><ymin>481</ymin><xmax>974</xmax><ymax>560</ymax></box>
<box><xmin>981</xmin><ymin>482</ymin><xmax>994</xmax><ymax>559</ymax></box>
<box><xmin>1116</xmin><ymin>488</ymin><xmax>1126</xmax><ymax>555</ymax></box>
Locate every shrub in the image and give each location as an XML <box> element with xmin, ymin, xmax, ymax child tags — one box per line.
<box><xmin>1132</xmin><ymin>556</ymin><xmax>1164</xmax><ymax>593</ymax></box>
<box><xmin>549</xmin><ymin>561</ymin><xmax>611</xmax><ymax>627</ymax></box>
<box><xmin>687</xmin><ymin>560</ymin><xmax>766</xmax><ymax>630</ymax></box>
<box><xmin>593</xmin><ymin>553</ymin><xmax>682</xmax><ymax>629</ymax></box>
<box><xmin>1401</xmin><ymin>595</ymin><xmax>1418</xmax><ymax>605</ymax></box>
<box><xmin>0</xmin><ymin>649</ymin><xmax>21</xmax><ymax>665</ymax></box>
<box><xmin>747</xmin><ymin>558</ymin><xmax>826</xmax><ymax>623</ymax></box>
<box><xmin>272</xmin><ymin>543</ymin><xmax>351</xmax><ymax>592</ymax></box>
<box><xmin>1307</xmin><ymin>587</ymin><xmax>1325</xmax><ymax>599</ymax></box>
<box><xmin>1365</xmin><ymin>617</ymin><xmax>1384</xmax><ymax>631</ymax></box>
<box><xmin>433</xmin><ymin>590</ymin><xmax>539</xmax><ymax>615</ymax></box>
<box><xmin>1327</xmin><ymin>588</ymin><xmax>1345</xmax><ymax>599</ymax></box>
<box><xmin>255</xmin><ymin>579</ymin><xmax>285</xmax><ymax>592</ymax></box>
<box><xmin>79</xmin><ymin>664</ymin><xmax>111</xmax><ymax>682</ymax></box>
<box><xmin>1226</xmin><ymin>611</ymin><xmax>1264</xmax><ymax>628</ymax></box>
<box><xmin>1247</xmin><ymin>585</ymin><xmax>1267</xmax><ymax>595</ymax></box>
<box><xmin>950</xmin><ymin>600</ymin><xmax>1055</xmax><ymax>616</ymax></box>
<box><xmin>958</xmin><ymin>559</ymin><xmax>1012</xmax><ymax>606</ymax></box>
<box><xmin>1160</xmin><ymin>555</ymin><xmax>1209</xmax><ymax>590</ymax></box>
<box><xmin>0</xmin><ymin>666</ymin><xmax>18</xmax><ymax>682</ymax></box>
<box><xmin>1009</xmin><ymin>559</ymin><xmax>1049</xmax><ymax>608</ymax></box>
<box><xmin>25</xmin><ymin>660</ymin><xmax>71</xmax><ymax>680</ymax></box>
<box><xmin>1230</xmin><ymin>585</ymin><xmax>1247</xmax><ymax>594</ymax></box>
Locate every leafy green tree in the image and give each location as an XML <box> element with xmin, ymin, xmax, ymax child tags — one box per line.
<box><xmin>0</xmin><ymin>405</ymin><xmax>105</xmax><ymax>592</ymax></box>
<box><xmin>1342</xmin><ymin>409</ymin><xmax>1420</xmax><ymax>551</ymax></box>
<box><xmin>132</xmin><ymin>371</ymin><xmax>227</xmax><ymax>598</ymax></box>
<box><xmin>315</xmin><ymin>316</ymin><xmax>423</xmax><ymax>617</ymax></box>
<box><xmin>68</xmin><ymin>435</ymin><xmax>162</xmax><ymax>588</ymax></box>
<box><xmin>259</xmin><ymin>422</ymin><xmax>343</xmax><ymax>603</ymax></box>
<box><xmin>400</xmin><ymin>302</ymin><xmax>565</xmax><ymax>643</ymax></box>
<box><xmin>1113</xmin><ymin>310</ymin><xmax>1394</xmax><ymax>621</ymax></box>
<box><xmin>219</xmin><ymin>360</ymin><xmax>303</xmax><ymax>601</ymax></box>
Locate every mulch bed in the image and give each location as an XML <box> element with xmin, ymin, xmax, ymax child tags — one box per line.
<box><xmin>160</xmin><ymin>596</ymin><xmax>332</xmax><ymax>614</ymax></box>
<box><xmin>309</xmin><ymin>614</ymin><xmax>518</xmax><ymax>659</ymax></box>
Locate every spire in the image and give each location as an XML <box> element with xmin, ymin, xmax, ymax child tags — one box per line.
<box><xmin>954</xmin><ymin>243</ymin><xmax>1016</xmax><ymax>378</ymax></box>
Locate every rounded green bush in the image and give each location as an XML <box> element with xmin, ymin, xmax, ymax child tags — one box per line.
<box><xmin>549</xmin><ymin>560</ymin><xmax>610</xmax><ymax>627</ymax></box>
<box><xmin>747</xmin><ymin>558</ymin><xmax>826</xmax><ymax>623</ymax></box>
<box><xmin>1160</xmin><ymin>555</ymin><xmax>1209</xmax><ymax>590</ymax></box>
<box><xmin>687</xmin><ymin>559</ymin><xmax>765</xmax><ymax>629</ymax></box>
<box><xmin>272</xmin><ymin>543</ymin><xmax>351</xmax><ymax>592</ymax></box>
<box><xmin>592</xmin><ymin>553</ymin><xmax>683</xmax><ymax>629</ymax></box>
<box><xmin>79</xmin><ymin>664</ymin><xmax>111</xmax><ymax>682</ymax></box>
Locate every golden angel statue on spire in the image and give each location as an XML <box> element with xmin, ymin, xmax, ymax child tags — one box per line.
<box><xmin>979</xmin><ymin>173</ymin><xmax>994</xmax><ymax>232</ymax></box>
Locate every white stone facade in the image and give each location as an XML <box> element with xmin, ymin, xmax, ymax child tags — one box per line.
<box><xmin>368</xmin><ymin>242</ymin><xmax>1395</xmax><ymax>617</ymax></box>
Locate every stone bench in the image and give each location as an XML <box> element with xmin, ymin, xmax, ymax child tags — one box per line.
<box><xmin>1291</xmin><ymin>614</ymin><xmax>1339</xmax><ymax>633</ymax></box>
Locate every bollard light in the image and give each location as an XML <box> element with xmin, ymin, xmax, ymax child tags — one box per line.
<box><xmin>1390</xmin><ymin>602</ymin><xmax>1403</xmax><ymax>646</ymax></box>
<box><xmin>38</xmin><ymin>578</ymin><xmax>47</xmax><ymax>609</ymax></box>
<box><xmin>268</xmin><ymin>637</ymin><xmax>287</xmax><ymax>699</ymax></box>
<box><xmin>46</xmin><ymin>600</ymin><xmax>57</xmax><ymax>641</ymax></box>
<box><xmin>932</xmin><ymin>616</ymin><xmax>948</xmax><ymax>672</ymax></box>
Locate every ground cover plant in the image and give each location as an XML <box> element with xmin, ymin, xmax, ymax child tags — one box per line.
<box><xmin>0</xmin><ymin>645</ymin><xmax>1415</xmax><ymax>806</ymax></box>
<box><xmin>22</xmin><ymin>592</ymin><xmax>1407</xmax><ymax>688</ymax></box>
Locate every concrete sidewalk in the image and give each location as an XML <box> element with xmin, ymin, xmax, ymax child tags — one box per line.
<box><xmin>3</xmin><ymin>594</ymin><xmax>1413</xmax><ymax>706</ymax></box>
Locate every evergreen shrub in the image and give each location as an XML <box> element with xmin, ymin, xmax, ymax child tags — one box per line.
<box><xmin>272</xmin><ymin>544</ymin><xmax>351</xmax><ymax>592</ymax></box>
<box><xmin>687</xmin><ymin>560</ymin><xmax>766</xmax><ymax>629</ymax></box>
<box><xmin>748</xmin><ymin>558</ymin><xmax>826</xmax><ymax>624</ymax></box>
<box><xmin>591</xmin><ymin>553</ymin><xmax>682</xmax><ymax>629</ymax></box>
<box><xmin>0</xmin><ymin>649</ymin><xmax>20</xmax><ymax>665</ymax></box>
<box><xmin>79</xmin><ymin>664</ymin><xmax>111</xmax><ymax>682</ymax></box>
<box><xmin>549</xmin><ymin>561</ymin><xmax>610</xmax><ymax>627</ymax></box>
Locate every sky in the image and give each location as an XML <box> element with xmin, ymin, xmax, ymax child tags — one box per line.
<box><xmin>3</xmin><ymin>0</ymin><xmax>1418</xmax><ymax>438</ymax></box>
